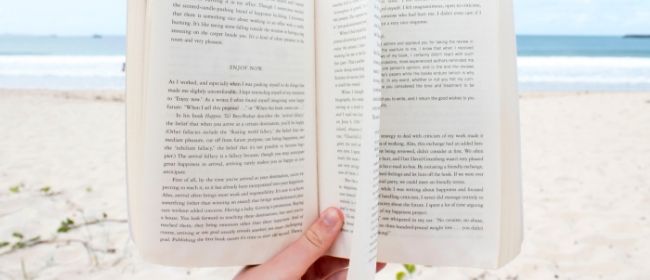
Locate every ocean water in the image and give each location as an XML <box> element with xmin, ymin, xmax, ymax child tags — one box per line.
<box><xmin>517</xmin><ymin>36</ymin><xmax>650</xmax><ymax>92</ymax></box>
<box><xmin>0</xmin><ymin>35</ymin><xmax>125</xmax><ymax>90</ymax></box>
<box><xmin>1</xmin><ymin>35</ymin><xmax>649</xmax><ymax>92</ymax></box>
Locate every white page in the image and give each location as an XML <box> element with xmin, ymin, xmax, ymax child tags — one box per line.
<box><xmin>496</xmin><ymin>0</ymin><xmax>524</xmax><ymax>266</ymax></box>
<box><xmin>315</xmin><ymin>0</ymin><xmax>383</xmax><ymax>278</ymax></box>
<box><xmin>128</xmin><ymin>0</ymin><xmax>318</xmax><ymax>266</ymax></box>
<box><xmin>376</xmin><ymin>0</ymin><xmax>515</xmax><ymax>268</ymax></box>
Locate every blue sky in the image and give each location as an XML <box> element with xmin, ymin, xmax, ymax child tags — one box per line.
<box><xmin>514</xmin><ymin>0</ymin><xmax>650</xmax><ymax>35</ymax></box>
<box><xmin>0</xmin><ymin>0</ymin><xmax>126</xmax><ymax>36</ymax></box>
<box><xmin>0</xmin><ymin>0</ymin><xmax>648</xmax><ymax>35</ymax></box>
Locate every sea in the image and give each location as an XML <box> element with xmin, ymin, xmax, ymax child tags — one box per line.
<box><xmin>1</xmin><ymin>35</ymin><xmax>649</xmax><ymax>92</ymax></box>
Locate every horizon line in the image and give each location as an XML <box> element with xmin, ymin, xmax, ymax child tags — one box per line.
<box><xmin>0</xmin><ymin>33</ymin><xmax>646</xmax><ymax>37</ymax></box>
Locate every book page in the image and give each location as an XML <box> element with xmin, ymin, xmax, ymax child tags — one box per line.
<box><xmin>315</xmin><ymin>0</ymin><xmax>382</xmax><ymax>277</ymax></box>
<box><xmin>127</xmin><ymin>0</ymin><xmax>318</xmax><ymax>266</ymax></box>
<box><xmin>125</xmin><ymin>0</ymin><xmax>147</xmax><ymax>250</ymax></box>
<box><xmin>376</xmin><ymin>0</ymin><xmax>521</xmax><ymax>267</ymax></box>
<box><xmin>496</xmin><ymin>0</ymin><xmax>524</xmax><ymax>266</ymax></box>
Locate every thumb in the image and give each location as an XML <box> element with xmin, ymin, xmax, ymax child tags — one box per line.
<box><xmin>237</xmin><ymin>207</ymin><xmax>344</xmax><ymax>279</ymax></box>
<box><xmin>268</xmin><ymin>207</ymin><xmax>344</xmax><ymax>278</ymax></box>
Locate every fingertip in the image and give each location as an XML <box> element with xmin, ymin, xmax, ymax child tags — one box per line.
<box><xmin>321</xmin><ymin>207</ymin><xmax>344</xmax><ymax>228</ymax></box>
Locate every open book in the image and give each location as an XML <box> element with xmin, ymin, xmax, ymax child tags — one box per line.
<box><xmin>126</xmin><ymin>0</ymin><xmax>522</xmax><ymax>277</ymax></box>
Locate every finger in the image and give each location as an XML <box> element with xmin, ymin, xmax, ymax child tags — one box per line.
<box><xmin>237</xmin><ymin>207</ymin><xmax>344</xmax><ymax>279</ymax></box>
<box><xmin>267</xmin><ymin>207</ymin><xmax>344</xmax><ymax>277</ymax></box>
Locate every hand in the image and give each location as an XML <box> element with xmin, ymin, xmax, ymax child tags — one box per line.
<box><xmin>234</xmin><ymin>207</ymin><xmax>385</xmax><ymax>280</ymax></box>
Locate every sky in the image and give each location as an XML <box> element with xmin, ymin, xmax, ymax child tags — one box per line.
<box><xmin>0</xmin><ymin>0</ymin><xmax>648</xmax><ymax>36</ymax></box>
<box><xmin>514</xmin><ymin>0</ymin><xmax>650</xmax><ymax>35</ymax></box>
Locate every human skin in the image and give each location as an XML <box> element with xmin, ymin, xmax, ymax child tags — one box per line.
<box><xmin>234</xmin><ymin>207</ymin><xmax>385</xmax><ymax>280</ymax></box>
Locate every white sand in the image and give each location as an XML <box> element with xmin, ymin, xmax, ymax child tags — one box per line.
<box><xmin>0</xmin><ymin>89</ymin><xmax>648</xmax><ymax>279</ymax></box>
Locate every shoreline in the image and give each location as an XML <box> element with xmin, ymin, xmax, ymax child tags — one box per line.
<box><xmin>0</xmin><ymin>88</ymin><xmax>125</xmax><ymax>102</ymax></box>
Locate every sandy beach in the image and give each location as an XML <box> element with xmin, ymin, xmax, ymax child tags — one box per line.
<box><xmin>0</xmin><ymin>89</ymin><xmax>648</xmax><ymax>279</ymax></box>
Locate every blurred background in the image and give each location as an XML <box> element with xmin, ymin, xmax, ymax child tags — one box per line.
<box><xmin>0</xmin><ymin>0</ymin><xmax>648</xmax><ymax>279</ymax></box>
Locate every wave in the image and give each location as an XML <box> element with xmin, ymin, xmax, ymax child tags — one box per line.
<box><xmin>0</xmin><ymin>55</ymin><xmax>125</xmax><ymax>77</ymax></box>
<box><xmin>517</xmin><ymin>56</ymin><xmax>650</xmax><ymax>91</ymax></box>
<box><xmin>518</xmin><ymin>56</ymin><xmax>650</xmax><ymax>68</ymax></box>
<box><xmin>0</xmin><ymin>55</ymin><xmax>125</xmax><ymax>89</ymax></box>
